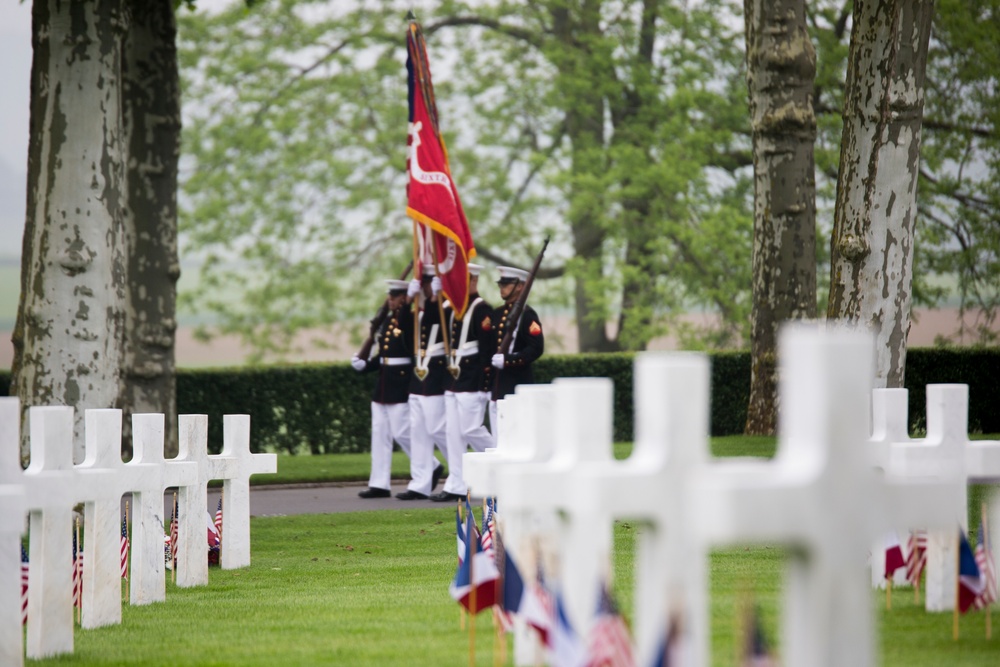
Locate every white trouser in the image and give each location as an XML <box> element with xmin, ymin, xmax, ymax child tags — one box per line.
<box><xmin>489</xmin><ymin>400</ymin><xmax>499</xmax><ymax>449</ymax></box>
<box><xmin>442</xmin><ymin>391</ymin><xmax>493</xmax><ymax>495</ymax></box>
<box><xmin>407</xmin><ymin>394</ymin><xmax>447</xmax><ymax>495</ymax></box>
<box><xmin>368</xmin><ymin>401</ymin><xmax>411</xmax><ymax>491</ymax></box>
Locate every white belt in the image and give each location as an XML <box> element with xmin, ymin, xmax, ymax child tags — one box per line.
<box><xmin>452</xmin><ymin>343</ymin><xmax>479</xmax><ymax>359</ymax></box>
<box><xmin>425</xmin><ymin>343</ymin><xmax>446</xmax><ymax>356</ymax></box>
<box><xmin>381</xmin><ymin>357</ymin><xmax>411</xmax><ymax>366</ymax></box>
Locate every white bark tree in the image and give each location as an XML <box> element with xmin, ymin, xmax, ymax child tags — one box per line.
<box><xmin>12</xmin><ymin>0</ymin><xmax>130</xmax><ymax>462</ymax></box>
<box><xmin>828</xmin><ymin>0</ymin><xmax>935</xmax><ymax>388</ymax></box>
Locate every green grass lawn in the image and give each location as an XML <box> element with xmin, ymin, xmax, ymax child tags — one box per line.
<box><xmin>29</xmin><ymin>510</ymin><xmax>1000</xmax><ymax>666</ymax></box>
<box><xmin>27</xmin><ymin>434</ymin><xmax>1000</xmax><ymax>665</ymax></box>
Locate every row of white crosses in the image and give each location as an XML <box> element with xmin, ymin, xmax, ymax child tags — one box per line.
<box><xmin>870</xmin><ymin>383</ymin><xmax>1000</xmax><ymax>610</ymax></box>
<box><xmin>0</xmin><ymin>399</ymin><xmax>276</xmax><ymax>665</ymax></box>
<box><xmin>471</xmin><ymin>324</ymin><xmax>963</xmax><ymax>667</ymax></box>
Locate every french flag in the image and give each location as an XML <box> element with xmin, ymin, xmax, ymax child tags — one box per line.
<box><xmin>884</xmin><ymin>530</ymin><xmax>905</xmax><ymax>579</ymax></box>
<box><xmin>449</xmin><ymin>511</ymin><xmax>498</xmax><ymax>613</ymax></box>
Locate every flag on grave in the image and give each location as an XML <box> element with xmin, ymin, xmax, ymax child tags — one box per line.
<box><xmin>884</xmin><ymin>530</ymin><xmax>905</xmax><ymax>579</ymax></box>
<box><xmin>958</xmin><ymin>528</ymin><xmax>984</xmax><ymax>614</ymax></box>
<box><xmin>973</xmin><ymin>513</ymin><xmax>997</xmax><ymax>609</ymax></box>
<box><xmin>215</xmin><ymin>498</ymin><xmax>224</xmax><ymax>538</ymax></box>
<box><xmin>551</xmin><ymin>590</ymin><xmax>588</xmax><ymax>667</ymax></box>
<box><xmin>455</xmin><ymin>504</ymin><xmax>466</xmax><ymax>562</ymax></box>
<box><xmin>20</xmin><ymin>543</ymin><xmax>28</xmax><ymax>626</ymax></box>
<box><xmin>492</xmin><ymin>519</ymin><xmax>520</xmax><ymax>633</ymax></box>
<box><xmin>170</xmin><ymin>497</ymin><xmax>179</xmax><ymax>567</ymax></box>
<box><xmin>481</xmin><ymin>498</ymin><xmax>495</xmax><ymax>556</ymax></box>
<box><xmin>406</xmin><ymin>16</ymin><xmax>475</xmax><ymax>319</ymax></box>
<box><xmin>521</xmin><ymin>562</ymin><xmax>556</xmax><ymax>647</ymax></box>
<box><xmin>586</xmin><ymin>581</ymin><xmax>634</xmax><ymax>667</ymax></box>
<box><xmin>450</xmin><ymin>510</ymin><xmax>499</xmax><ymax>613</ymax></box>
<box><xmin>905</xmin><ymin>529</ymin><xmax>928</xmax><ymax>585</ymax></box>
<box><xmin>120</xmin><ymin>513</ymin><xmax>130</xmax><ymax>579</ymax></box>
<box><xmin>72</xmin><ymin>530</ymin><xmax>83</xmax><ymax>609</ymax></box>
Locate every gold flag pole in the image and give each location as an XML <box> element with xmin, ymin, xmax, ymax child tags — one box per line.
<box><xmin>886</xmin><ymin>576</ymin><xmax>892</xmax><ymax>610</ymax></box>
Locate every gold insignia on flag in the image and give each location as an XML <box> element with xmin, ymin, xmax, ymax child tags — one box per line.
<box><xmin>529</xmin><ymin>321</ymin><xmax>542</xmax><ymax>336</ymax></box>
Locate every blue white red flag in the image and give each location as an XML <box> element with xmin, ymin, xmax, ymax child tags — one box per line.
<box><xmin>455</xmin><ymin>504</ymin><xmax>466</xmax><ymax>562</ymax></box>
<box><xmin>550</xmin><ymin>591</ymin><xmax>589</xmax><ymax>667</ymax></box>
<box><xmin>406</xmin><ymin>18</ymin><xmax>476</xmax><ymax>319</ymax></box>
<box><xmin>521</xmin><ymin>562</ymin><xmax>556</xmax><ymax>646</ymax></box>
<box><xmin>883</xmin><ymin>530</ymin><xmax>905</xmax><ymax>579</ymax></box>
<box><xmin>958</xmin><ymin>528</ymin><xmax>983</xmax><ymax>614</ymax></box>
<box><xmin>449</xmin><ymin>511</ymin><xmax>499</xmax><ymax>613</ymax></box>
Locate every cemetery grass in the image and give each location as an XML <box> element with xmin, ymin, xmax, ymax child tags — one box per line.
<box><xmin>30</xmin><ymin>509</ymin><xmax>1000</xmax><ymax>667</ymax></box>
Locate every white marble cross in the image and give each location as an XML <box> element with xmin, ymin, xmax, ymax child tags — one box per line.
<box><xmin>210</xmin><ymin>415</ymin><xmax>277</xmax><ymax>569</ymax></box>
<box><xmin>570</xmin><ymin>353</ymin><xmax>711</xmax><ymax>667</ymax></box>
<box><xmin>496</xmin><ymin>377</ymin><xmax>616</xmax><ymax>640</ymax></box>
<box><xmin>173</xmin><ymin>415</ymin><xmax>276</xmax><ymax>585</ymax></box>
<box><xmin>694</xmin><ymin>325</ymin><xmax>958</xmax><ymax>667</ymax></box>
<box><xmin>871</xmin><ymin>384</ymin><xmax>1000</xmax><ymax>611</ymax></box>
<box><xmin>0</xmin><ymin>398</ymin><xmax>26</xmax><ymax>667</ymax></box>
<box><xmin>128</xmin><ymin>413</ymin><xmax>198</xmax><ymax>605</ymax></box>
<box><xmin>23</xmin><ymin>406</ymin><xmax>77</xmax><ymax>659</ymax></box>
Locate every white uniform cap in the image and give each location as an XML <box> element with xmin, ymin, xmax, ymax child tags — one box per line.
<box><xmin>386</xmin><ymin>279</ymin><xmax>409</xmax><ymax>293</ymax></box>
<box><xmin>468</xmin><ymin>263</ymin><xmax>483</xmax><ymax>276</ymax></box>
<box><xmin>497</xmin><ymin>266</ymin><xmax>529</xmax><ymax>282</ymax></box>
<box><xmin>421</xmin><ymin>262</ymin><xmax>436</xmax><ymax>277</ymax></box>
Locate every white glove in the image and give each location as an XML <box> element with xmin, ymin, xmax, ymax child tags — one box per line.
<box><xmin>351</xmin><ymin>356</ymin><xmax>366</xmax><ymax>372</ymax></box>
<box><xmin>407</xmin><ymin>278</ymin><xmax>421</xmax><ymax>298</ymax></box>
<box><xmin>431</xmin><ymin>276</ymin><xmax>442</xmax><ymax>295</ymax></box>
<box><xmin>491</xmin><ymin>353</ymin><xmax>505</xmax><ymax>369</ymax></box>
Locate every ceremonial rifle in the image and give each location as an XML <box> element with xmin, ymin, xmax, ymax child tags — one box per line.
<box><xmin>355</xmin><ymin>260</ymin><xmax>414</xmax><ymax>361</ymax></box>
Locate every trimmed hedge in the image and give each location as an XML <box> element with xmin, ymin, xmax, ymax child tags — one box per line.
<box><xmin>0</xmin><ymin>347</ymin><xmax>996</xmax><ymax>453</ymax></box>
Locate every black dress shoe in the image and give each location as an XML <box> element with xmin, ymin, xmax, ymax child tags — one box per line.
<box><xmin>395</xmin><ymin>490</ymin><xmax>429</xmax><ymax>501</ymax></box>
<box><xmin>430</xmin><ymin>491</ymin><xmax>464</xmax><ymax>503</ymax></box>
<box><xmin>358</xmin><ymin>487</ymin><xmax>391</xmax><ymax>499</ymax></box>
<box><xmin>431</xmin><ymin>464</ymin><xmax>446</xmax><ymax>490</ymax></box>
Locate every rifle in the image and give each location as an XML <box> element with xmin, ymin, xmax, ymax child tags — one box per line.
<box><xmin>497</xmin><ymin>237</ymin><xmax>549</xmax><ymax>356</ymax></box>
<box><xmin>356</xmin><ymin>260</ymin><xmax>414</xmax><ymax>361</ymax></box>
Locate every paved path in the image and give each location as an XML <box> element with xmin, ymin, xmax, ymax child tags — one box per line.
<box><xmin>138</xmin><ymin>482</ymin><xmax>459</xmax><ymax>520</ymax></box>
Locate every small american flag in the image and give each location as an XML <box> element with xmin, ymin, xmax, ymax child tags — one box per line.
<box><xmin>120</xmin><ymin>513</ymin><xmax>130</xmax><ymax>579</ymax></box>
<box><xmin>586</xmin><ymin>582</ymin><xmax>635</xmax><ymax>667</ymax></box>
<box><xmin>72</xmin><ymin>531</ymin><xmax>84</xmax><ymax>610</ymax></box>
<box><xmin>480</xmin><ymin>499</ymin><xmax>495</xmax><ymax>556</ymax></box>
<box><xmin>214</xmin><ymin>498</ymin><xmax>223</xmax><ymax>538</ymax></box>
<box><xmin>169</xmin><ymin>498</ymin><xmax>179</xmax><ymax>567</ymax></box>
<box><xmin>905</xmin><ymin>529</ymin><xmax>928</xmax><ymax>585</ymax></box>
<box><xmin>974</xmin><ymin>515</ymin><xmax>998</xmax><ymax>609</ymax></box>
<box><xmin>20</xmin><ymin>543</ymin><xmax>28</xmax><ymax>626</ymax></box>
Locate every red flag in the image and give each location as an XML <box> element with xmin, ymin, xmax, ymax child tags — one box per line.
<box><xmin>406</xmin><ymin>19</ymin><xmax>475</xmax><ymax>319</ymax></box>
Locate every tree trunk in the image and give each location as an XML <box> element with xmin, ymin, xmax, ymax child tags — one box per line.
<box><xmin>743</xmin><ymin>0</ymin><xmax>818</xmax><ymax>436</ymax></box>
<box><xmin>827</xmin><ymin>0</ymin><xmax>934</xmax><ymax>389</ymax></box>
<box><xmin>14</xmin><ymin>0</ymin><xmax>129</xmax><ymax>462</ymax></box>
<box><xmin>122</xmin><ymin>0</ymin><xmax>181</xmax><ymax>457</ymax></box>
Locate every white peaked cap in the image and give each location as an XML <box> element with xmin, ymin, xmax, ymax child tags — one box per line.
<box><xmin>497</xmin><ymin>266</ymin><xmax>529</xmax><ymax>282</ymax></box>
<box><xmin>468</xmin><ymin>263</ymin><xmax>483</xmax><ymax>276</ymax></box>
<box><xmin>386</xmin><ymin>279</ymin><xmax>409</xmax><ymax>293</ymax></box>
<box><xmin>421</xmin><ymin>262</ymin><xmax>436</xmax><ymax>276</ymax></box>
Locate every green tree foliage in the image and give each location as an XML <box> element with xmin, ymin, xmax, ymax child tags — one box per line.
<box><xmin>177</xmin><ymin>0</ymin><xmax>755</xmax><ymax>357</ymax></box>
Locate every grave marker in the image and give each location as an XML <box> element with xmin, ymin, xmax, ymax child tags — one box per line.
<box><xmin>0</xmin><ymin>398</ymin><xmax>26</xmax><ymax>667</ymax></box>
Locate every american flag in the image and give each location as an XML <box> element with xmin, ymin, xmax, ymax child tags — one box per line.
<box><xmin>72</xmin><ymin>530</ymin><xmax>84</xmax><ymax>610</ymax></box>
<box><xmin>214</xmin><ymin>498</ymin><xmax>223</xmax><ymax>538</ymax></box>
<box><xmin>20</xmin><ymin>543</ymin><xmax>28</xmax><ymax>626</ymax></box>
<box><xmin>169</xmin><ymin>497</ymin><xmax>179</xmax><ymax>567</ymax></box>
<box><xmin>586</xmin><ymin>582</ymin><xmax>634</xmax><ymax>667</ymax></box>
<box><xmin>480</xmin><ymin>498</ymin><xmax>495</xmax><ymax>556</ymax></box>
<box><xmin>905</xmin><ymin>529</ymin><xmax>928</xmax><ymax>585</ymax></box>
<box><xmin>120</xmin><ymin>513</ymin><xmax>130</xmax><ymax>579</ymax></box>
<box><xmin>974</xmin><ymin>515</ymin><xmax>998</xmax><ymax>609</ymax></box>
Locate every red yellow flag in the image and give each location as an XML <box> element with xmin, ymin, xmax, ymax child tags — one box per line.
<box><xmin>406</xmin><ymin>19</ymin><xmax>475</xmax><ymax>318</ymax></box>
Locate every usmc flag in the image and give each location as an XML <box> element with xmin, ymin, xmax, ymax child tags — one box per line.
<box><xmin>406</xmin><ymin>18</ymin><xmax>476</xmax><ymax>319</ymax></box>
